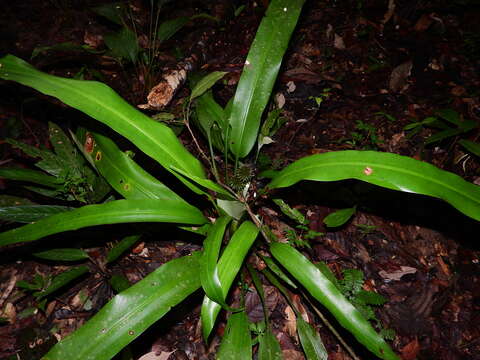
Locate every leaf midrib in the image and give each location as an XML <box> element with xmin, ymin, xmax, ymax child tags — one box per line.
<box><xmin>6</xmin><ymin>65</ymin><xmax>195</xmax><ymax>177</ymax></box>
<box><xmin>273</xmin><ymin>160</ymin><xmax>480</xmax><ymax>205</ymax></box>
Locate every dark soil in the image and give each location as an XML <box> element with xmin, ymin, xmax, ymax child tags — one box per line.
<box><xmin>1</xmin><ymin>1</ymin><xmax>480</xmax><ymax>359</ymax></box>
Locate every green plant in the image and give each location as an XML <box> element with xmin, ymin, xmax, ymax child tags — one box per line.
<box><xmin>344</xmin><ymin>120</ymin><xmax>382</xmax><ymax>149</ymax></box>
<box><xmin>1</xmin><ymin>0</ymin><xmax>480</xmax><ymax>359</ymax></box>
<box><xmin>273</xmin><ymin>198</ymin><xmax>323</xmax><ymax>247</ymax></box>
<box><xmin>404</xmin><ymin>109</ymin><xmax>477</xmax><ymax>145</ymax></box>
<box><xmin>316</xmin><ymin>264</ymin><xmax>395</xmax><ymax>340</ymax></box>
<box><xmin>309</xmin><ymin>88</ymin><xmax>331</xmax><ymax>108</ymax></box>
<box><xmin>0</xmin><ymin>122</ymin><xmax>110</xmax><ymax>204</ymax></box>
<box><xmin>93</xmin><ymin>1</ymin><xmax>217</xmax><ymax>93</ymax></box>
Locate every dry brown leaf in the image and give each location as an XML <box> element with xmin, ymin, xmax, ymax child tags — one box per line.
<box><xmin>389</xmin><ymin>61</ymin><xmax>412</xmax><ymax>93</ymax></box>
<box><xmin>379</xmin><ymin>266</ymin><xmax>417</xmax><ymax>281</ymax></box>
<box><xmin>400</xmin><ymin>338</ymin><xmax>420</xmax><ymax>360</ymax></box>
<box><xmin>284</xmin><ymin>305</ymin><xmax>297</xmax><ymax>338</ymax></box>
<box><xmin>414</xmin><ymin>13</ymin><xmax>434</xmax><ymax>32</ymax></box>
<box><xmin>334</xmin><ymin>34</ymin><xmax>346</xmax><ymax>50</ymax></box>
<box><xmin>382</xmin><ymin>0</ymin><xmax>396</xmax><ymax>24</ymax></box>
<box><xmin>1</xmin><ymin>302</ymin><xmax>16</xmax><ymax>323</ymax></box>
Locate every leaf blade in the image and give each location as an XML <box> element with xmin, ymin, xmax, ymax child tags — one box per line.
<box><xmin>33</xmin><ymin>248</ymin><xmax>89</xmax><ymax>262</ymax></box>
<box><xmin>268</xmin><ymin>150</ymin><xmax>480</xmax><ymax>222</ymax></box>
<box><xmin>0</xmin><ymin>55</ymin><xmax>206</xmax><ymax>182</ymax></box>
<box><xmin>0</xmin><ymin>199</ymin><xmax>206</xmax><ymax>246</ymax></box>
<box><xmin>89</xmin><ymin>131</ymin><xmax>185</xmax><ymax>202</ymax></box>
<box><xmin>200</xmin><ymin>216</ymin><xmax>232</xmax><ymax>307</ymax></box>
<box><xmin>270</xmin><ymin>242</ymin><xmax>399</xmax><ymax>360</ymax></box>
<box><xmin>217</xmin><ymin>311</ymin><xmax>252</xmax><ymax>360</ymax></box>
<box><xmin>323</xmin><ymin>207</ymin><xmax>356</xmax><ymax>228</ymax></box>
<box><xmin>201</xmin><ymin>221</ymin><xmax>259</xmax><ymax>340</ymax></box>
<box><xmin>43</xmin><ymin>253</ymin><xmax>202</xmax><ymax>360</ymax></box>
<box><xmin>0</xmin><ymin>205</ymin><xmax>72</xmax><ymax>223</ymax></box>
<box><xmin>190</xmin><ymin>71</ymin><xmax>227</xmax><ymax>101</ymax></box>
<box><xmin>228</xmin><ymin>0</ymin><xmax>305</xmax><ymax>158</ymax></box>
<box><xmin>297</xmin><ymin>317</ymin><xmax>328</xmax><ymax>360</ymax></box>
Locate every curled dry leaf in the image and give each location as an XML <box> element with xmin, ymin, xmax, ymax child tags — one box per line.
<box><xmin>378</xmin><ymin>266</ymin><xmax>417</xmax><ymax>281</ymax></box>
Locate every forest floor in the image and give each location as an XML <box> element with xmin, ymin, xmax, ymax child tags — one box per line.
<box><xmin>1</xmin><ymin>0</ymin><xmax>480</xmax><ymax>359</ymax></box>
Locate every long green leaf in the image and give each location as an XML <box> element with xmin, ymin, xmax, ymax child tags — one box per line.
<box><xmin>89</xmin><ymin>131</ymin><xmax>185</xmax><ymax>202</ymax></box>
<box><xmin>200</xmin><ymin>216</ymin><xmax>232</xmax><ymax>307</ymax></box>
<box><xmin>104</xmin><ymin>27</ymin><xmax>139</xmax><ymax>63</ymax></box>
<box><xmin>0</xmin><ymin>199</ymin><xmax>206</xmax><ymax>246</ymax></box>
<box><xmin>33</xmin><ymin>248</ymin><xmax>89</xmax><ymax>262</ymax></box>
<box><xmin>0</xmin><ymin>168</ymin><xmax>61</xmax><ymax>187</ymax></box>
<box><xmin>268</xmin><ymin>150</ymin><xmax>480</xmax><ymax>221</ymax></box>
<box><xmin>216</xmin><ymin>311</ymin><xmax>252</xmax><ymax>360</ymax></box>
<box><xmin>260</xmin><ymin>255</ymin><xmax>297</xmax><ymax>289</ymax></box>
<box><xmin>190</xmin><ymin>71</ymin><xmax>227</xmax><ymax>101</ymax></box>
<box><xmin>171</xmin><ymin>166</ymin><xmax>234</xmax><ymax>199</ymax></box>
<box><xmin>228</xmin><ymin>0</ymin><xmax>304</xmax><ymax>158</ymax></box>
<box><xmin>270</xmin><ymin>242</ymin><xmax>398</xmax><ymax>360</ymax></box>
<box><xmin>258</xmin><ymin>329</ymin><xmax>282</xmax><ymax>360</ymax></box>
<box><xmin>157</xmin><ymin>16</ymin><xmax>190</xmax><ymax>43</ymax></box>
<box><xmin>195</xmin><ymin>91</ymin><xmax>227</xmax><ymax>152</ymax></box>
<box><xmin>35</xmin><ymin>265</ymin><xmax>89</xmax><ymax>300</ymax></box>
<box><xmin>201</xmin><ymin>221</ymin><xmax>259</xmax><ymax>340</ymax></box>
<box><xmin>297</xmin><ymin>317</ymin><xmax>328</xmax><ymax>360</ymax></box>
<box><xmin>0</xmin><ymin>205</ymin><xmax>72</xmax><ymax>223</ymax></box>
<box><xmin>459</xmin><ymin>139</ymin><xmax>480</xmax><ymax>157</ymax></box>
<box><xmin>0</xmin><ymin>55</ymin><xmax>205</xmax><ymax>181</ymax></box>
<box><xmin>106</xmin><ymin>234</ymin><xmax>141</xmax><ymax>264</ymax></box>
<box><xmin>43</xmin><ymin>253</ymin><xmax>201</xmax><ymax>360</ymax></box>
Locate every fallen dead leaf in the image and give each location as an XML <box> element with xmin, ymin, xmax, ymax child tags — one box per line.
<box><xmin>379</xmin><ymin>266</ymin><xmax>417</xmax><ymax>281</ymax></box>
<box><xmin>400</xmin><ymin>338</ymin><xmax>420</xmax><ymax>360</ymax></box>
<box><xmin>1</xmin><ymin>302</ymin><xmax>16</xmax><ymax>323</ymax></box>
<box><xmin>132</xmin><ymin>241</ymin><xmax>145</xmax><ymax>254</ymax></box>
<box><xmin>334</xmin><ymin>34</ymin><xmax>346</xmax><ymax>50</ymax></box>
<box><xmin>389</xmin><ymin>61</ymin><xmax>413</xmax><ymax>93</ymax></box>
<box><xmin>275</xmin><ymin>93</ymin><xmax>286</xmax><ymax>109</ymax></box>
<box><xmin>286</xmin><ymin>81</ymin><xmax>296</xmax><ymax>93</ymax></box>
<box><xmin>284</xmin><ymin>305</ymin><xmax>297</xmax><ymax>338</ymax></box>
<box><xmin>382</xmin><ymin>0</ymin><xmax>396</xmax><ymax>24</ymax></box>
<box><xmin>414</xmin><ymin>13</ymin><xmax>434</xmax><ymax>32</ymax></box>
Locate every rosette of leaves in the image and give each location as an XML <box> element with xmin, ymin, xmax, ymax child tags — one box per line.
<box><xmin>1</xmin><ymin>0</ymin><xmax>480</xmax><ymax>359</ymax></box>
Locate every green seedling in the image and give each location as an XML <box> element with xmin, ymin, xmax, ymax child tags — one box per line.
<box><xmin>323</xmin><ymin>206</ymin><xmax>357</xmax><ymax>228</ymax></box>
<box><xmin>375</xmin><ymin>111</ymin><xmax>397</xmax><ymax>122</ymax></box>
<box><xmin>309</xmin><ymin>88</ymin><xmax>331</xmax><ymax>108</ymax></box>
<box><xmin>356</xmin><ymin>223</ymin><xmax>378</xmax><ymax>235</ymax></box>
<box><xmin>344</xmin><ymin>120</ymin><xmax>382</xmax><ymax>149</ymax></box>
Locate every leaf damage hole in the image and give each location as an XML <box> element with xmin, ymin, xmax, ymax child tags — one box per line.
<box><xmin>95</xmin><ymin>151</ymin><xmax>102</xmax><ymax>161</ymax></box>
<box><xmin>364</xmin><ymin>166</ymin><xmax>373</xmax><ymax>175</ymax></box>
<box><xmin>84</xmin><ymin>133</ymin><xmax>95</xmax><ymax>153</ymax></box>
